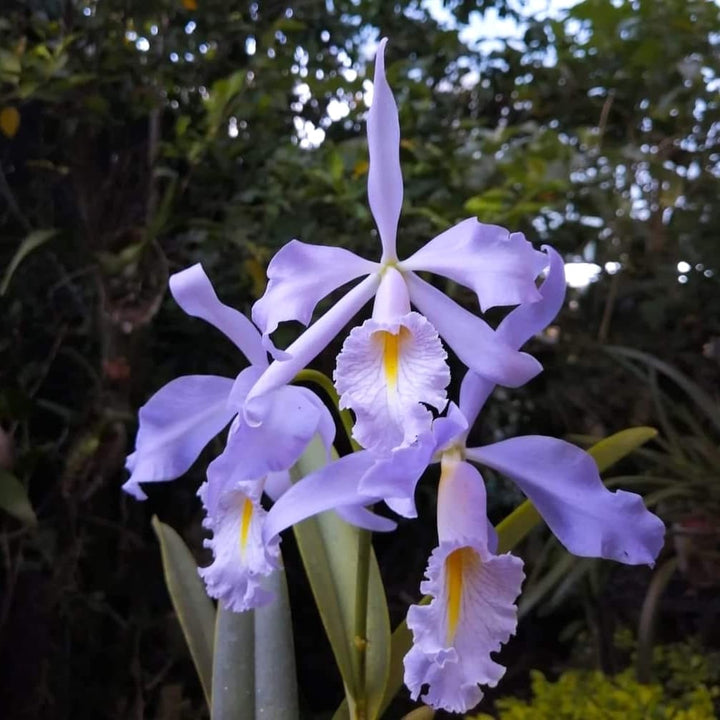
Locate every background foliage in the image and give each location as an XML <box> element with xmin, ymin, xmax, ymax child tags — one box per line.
<box><xmin>1</xmin><ymin>0</ymin><xmax>719</xmax><ymax>717</ymax></box>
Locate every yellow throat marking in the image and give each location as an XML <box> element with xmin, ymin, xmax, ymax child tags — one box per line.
<box><xmin>376</xmin><ymin>327</ymin><xmax>409</xmax><ymax>388</ymax></box>
<box><xmin>239</xmin><ymin>498</ymin><xmax>253</xmax><ymax>554</ymax></box>
<box><xmin>445</xmin><ymin>547</ymin><xmax>476</xmax><ymax>642</ymax></box>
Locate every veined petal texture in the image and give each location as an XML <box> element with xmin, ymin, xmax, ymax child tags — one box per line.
<box><xmin>403</xmin><ymin>218</ymin><xmax>544</xmax><ymax>312</ymax></box>
<box><xmin>405</xmin><ymin>456</ymin><xmax>523</xmax><ymax>713</ymax></box>
<box><xmin>367</xmin><ymin>37</ymin><xmax>403</xmax><ymax>262</ymax></box>
<box><xmin>198</xmin><ymin>475</ymin><xmax>281</xmax><ymax>612</ymax></box>
<box><xmin>467</xmin><ymin>436</ymin><xmax>666</xmax><ymax>565</ymax></box>
<box><xmin>334</xmin><ymin>312</ymin><xmax>449</xmax><ymax>453</ymax></box>
<box><xmin>406</xmin><ymin>272</ymin><xmax>542</xmax><ymax>388</ymax></box>
<box><xmin>169</xmin><ymin>263</ymin><xmax>268</xmax><ymax>368</ymax></box>
<box><xmin>459</xmin><ymin>245</ymin><xmax>566</xmax><ymax>426</ymax></box>
<box><xmin>252</xmin><ymin>240</ymin><xmax>376</xmax><ymax>345</ymax></box>
<box><xmin>123</xmin><ymin>375</ymin><xmax>236</xmax><ymax>500</ymax></box>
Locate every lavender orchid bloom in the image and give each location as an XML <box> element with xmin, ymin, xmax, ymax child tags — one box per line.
<box><xmin>267</xmin><ymin>247</ymin><xmax>665</xmax><ymax>713</ymax></box>
<box><xmin>123</xmin><ymin>264</ymin><xmax>343</xmax><ymax>611</ymax></box>
<box><xmin>245</xmin><ymin>38</ymin><xmax>548</xmax><ymax>452</ymax></box>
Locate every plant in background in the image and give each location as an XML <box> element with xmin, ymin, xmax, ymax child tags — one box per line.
<box><xmin>121</xmin><ymin>41</ymin><xmax>668</xmax><ymax>718</ymax></box>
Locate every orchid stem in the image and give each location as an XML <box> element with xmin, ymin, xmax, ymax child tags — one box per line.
<box><xmin>353</xmin><ymin>527</ymin><xmax>372</xmax><ymax>720</ymax></box>
<box><xmin>295</xmin><ymin>368</ymin><xmax>360</xmax><ymax>451</ymax></box>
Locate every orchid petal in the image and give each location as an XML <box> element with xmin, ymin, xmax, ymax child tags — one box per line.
<box><xmin>405</xmin><ymin>272</ymin><xmax>542</xmax><ymax>388</ymax></box>
<box><xmin>252</xmin><ymin>240</ymin><xmax>376</xmax><ymax>349</ymax></box>
<box><xmin>245</xmin><ymin>273</ymin><xmax>380</xmax><ymax>423</ymax></box>
<box><xmin>431</xmin><ymin>402</ymin><xmax>469</xmax><ymax>453</ymax></box>
<box><xmin>123</xmin><ymin>375</ymin><xmax>235</xmax><ymax>500</ymax></box>
<box><xmin>459</xmin><ymin>245</ymin><xmax>566</xmax><ymax>425</ymax></box>
<box><xmin>359</xmin><ymin>432</ymin><xmax>437</xmax><ymax>517</ymax></box>
<box><xmin>198</xmin><ymin>476</ymin><xmax>281</xmax><ymax>611</ymax></box>
<box><xmin>403</xmin><ymin>219</ymin><xmax>544</xmax><ymax>312</ymax></box>
<box><xmin>467</xmin><ymin>436</ymin><xmax>665</xmax><ymax>565</ymax></box>
<box><xmin>169</xmin><ymin>264</ymin><xmax>267</xmax><ymax>368</ymax></box>
<box><xmin>335</xmin><ymin>504</ymin><xmax>397</xmax><ymax>532</ymax></box>
<box><xmin>264</xmin><ymin>471</ymin><xmax>292</xmax><ymax>502</ymax></box>
<box><xmin>263</xmin><ymin>452</ymin><xmax>377</xmax><ymax>542</ymax></box>
<box><xmin>367</xmin><ymin>38</ymin><xmax>403</xmax><ymax>262</ymax></box>
<box><xmin>404</xmin><ymin>538</ymin><xmax>524</xmax><ymax>713</ymax></box>
<box><xmin>334</xmin><ymin>312</ymin><xmax>449</xmax><ymax>453</ymax></box>
<box><xmin>213</xmin><ymin>384</ymin><xmax>333</xmax><ymax>484</ymax></box>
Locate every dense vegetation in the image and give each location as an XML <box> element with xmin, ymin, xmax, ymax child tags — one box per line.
<box><xmin>1</xmin><ymin>0</ymin><xmax>718</xmax><ymax>717</ymax></box>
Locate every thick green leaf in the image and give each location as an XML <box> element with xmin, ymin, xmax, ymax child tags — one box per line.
<box><xmin>254</xmin><ymin>567</ymin><xmax>299</xmax><ymax>717</ymax></box>
<box><xmin>212</xmin><ymin>606</ymin><xmax>254</xmax><ymax>720</ymax></box>
<box><xmin>292</xmin><ymin>437</ymin><xmax>391</xmax><ymax>719</ymax></box>
<box><xmin>1</xmin><ymin>229</ymin><xmax>57</xmax><ymax>295</ymax></box>
<box><xmin>587</xmin><ymin>426</ymin><xmax>658</xmax><ymax>473</ymax></box>
<box><xmin>0</xmin><ymin>469</ymin><xmax>36</xmax><ymax>525</ymax></box>
<box><xmin>375</xmin><ymin>426</ymin><xmax>659</xmax><ymax>716</ymax></box>
<box><xmin>152</xmin><ymin>516</ymin><xmax>215</xmax><ymax>707</ymax></box>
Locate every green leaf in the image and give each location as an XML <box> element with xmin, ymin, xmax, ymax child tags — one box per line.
<box><xmin>586</xmin><ymin>426</ymin><xmax>658</xmax><ymax>473</ymax></box>
<box><xmin>254</xmin><ymin>567</ymin><xmax>299</xmax><ymax>717</ymax></box>
<box><xmin>212</xmin><ymin>605</ymin><xmax>254</xmax><ymax>720</ymax></box>
<box><xmin>1</xmin><ymin>229</ymin><xmax>57</xmax><ymax>295</ymax></box>
<box><xmin>375</xmin><ymin>426</ymin><xmax>659</xmax><ymax>715</ymax></box>
<box><xmin>0</xmin><ymin>470</ymin><xmax>36</xmax><ymax>525</ymax></box>
<box><xmin>292</xmin><ymin>437</ymin><xmax>391</xmax><ymax>719</ymax></box>
<box><xmin>152</xmin><ymin>516</ymin><xmax>215</xmax><ymax>707</ymax></box>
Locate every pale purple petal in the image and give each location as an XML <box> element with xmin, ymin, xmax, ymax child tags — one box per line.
<box><xmin>405</xmin><ymin>272</ymin><xmax>542</xmax><ymax>388</ymax></box>
<box><xmin>334</xmin><ymin>312</ymin><xmax>449</xmax><ymax>453</ymax></box>
<box><xmin>335</xmin><ymin>504</ymin><xmax>397</xmax><ymax>532</ymax></box>
<box><xmin>402</xmin><ymin>219</ymin><xmax>544</xmax><ymax>312</ymax></box>
<box><xmin>244</xmin><ymin>273</ymin><xmax>381</xmax><ymax>424</ymax></box>
<box><xmin>251</xmin><ymin>240</ymin><xmax>376</xmax><ymax>349</ymax></box>
<box><xmin>367</xmin><ymin>37</ymin><xmax>403</xmax><ymax>263</ymax></box>
<box><xmin>467</xmin><ymin>436</ymin><xmax>666</xmax><ymax>565</ymax></box>
<box><xmin>405</xmin><ymin>538</ymin><xmax>524</xmax><ymax>713</ymax></box>
<box><xmin>431</xmin><ymin>402</ymin><xmax>469</xmax><ymax>453</ymax></box>
<box><xmin>263</xmin><ymin>452</ymin><xmax>378</xmax><ymax>541</ymax></box>
<box><xmin>198</xmin><ymin>475</ymin><xmax>281</xmax><ymax>611</ymax></box>
<box><xmin>459</xmin><ymin>245</ymin><xmax>566</xmax><ymax>425</ymax></box>
<box><xmin>264</xmin><ymin>471</ymin><xmax>291</xmax><ymax>502</ymax></box>
<box><xmin>123</xmin><ymin>375</ymin><xmax>235</xmax><ymax>500</ymax></box>
<box><xmin>214</xmin><ymin>384</ymin><xmax>333</xmax><ymax>484</ymax></box>
<box><xmin>436</xmin><ymin>458</ymin><xmax>490</xmax><ymax>544</ymax></box>
<box><xmin>169</xmin><ymin>264</ymin><xmax>267</xmax><ymax>368</ymax></box>
<box><xmin>359</xmin><ymin>432</ymin><xmax>437</xmax><ymax>518</ymax></box>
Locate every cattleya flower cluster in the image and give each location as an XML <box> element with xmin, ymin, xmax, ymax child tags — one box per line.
<box><xmin>124</xmin><ymin>40</ymin><xmax>665</xmax><ymax>714</ymax></box>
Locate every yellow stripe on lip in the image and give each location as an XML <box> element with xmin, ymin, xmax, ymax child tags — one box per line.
<box><xmin>376</xmin><ymin>327</ymin><xmax>410</xmax><ymax>388</ymax></box>
<box><xmin>445</xmin><ymin>546</ymin><xmax>478</xmax><ymax>642</ymax></box>
<box><xmin>239</xmin><ymin>498</ymin><xmax>253</xmax><ymax>554</ymax></box>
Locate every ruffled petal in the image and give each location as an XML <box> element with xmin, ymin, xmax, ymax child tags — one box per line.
<box><xmin>404</xmin><ymin>538</ymin><xmax>524</xmax><ymax>713</ymax></box>
<box><xmin>123</xmin><ymin>375</ymin><xmax>235</xmax><ymax>500</ymax></box>
<box><xmin>218</xmin><ymin>384</ymin><xmax>334</xmax><ymax>484</ymax></box>
<box><xmin>334</xmin><ymin>312</ymin><xmax>449</xmax><ymax>453</ymax></box>
<box><xmin>251</xmin><ymin>240</ymin><xmax>376</xmax><ymax>351</ymax></box>
<box><xmin>467</xmin><ymin>436</ymin><xmax>666</xmax><ymax>565</ymax></box>
<box><xmin>405</xmin><ymin>272</ymin><xmax>542</xmax><ymax>388</ymax></box>
<box><xmin>459</xmin><ymin>245</ymin><xmax>566</xmax><ymax>426</ymax></box>
<box><xmin>402</xmin><ymin>218</ymin><xmax>544</xmax><ymax>312</ymax></box>
<box><xmin>367</xmin><ymin>38</ymin><xmax>403</xmax><ymax>263</ymax></box>
<box><xmin>198</xmin><ymin>475</ymin><xmax>281</xmax><ymax>612</ymax></box>
<box><xmin>169</xmin><ymin>264</ymin><xmax>267</xmax><ymax>368</ymax></box>
<box><xmin>263</xmin><ymin>451</ymin><xmax>378</xmax><ymax>542</ymax></box>
<box><xmin>245</xmin><ymin>273</ymin><xmax>381</xmax><ymax>424</ymax></box>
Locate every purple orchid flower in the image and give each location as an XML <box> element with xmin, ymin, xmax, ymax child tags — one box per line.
<box><xmin>123</xmin><ymin>263</ymin><xmax>343</xmax><ymax>610</ymax></box>
<box><xmin>263</xmin><ymin>246</ymin><xmax>666</xmax><ymax>712</ymax></box>
<box><xmin>245</xmin><ymin>38</ymin><xmax>548</xmax><ymax>453</ymax></box>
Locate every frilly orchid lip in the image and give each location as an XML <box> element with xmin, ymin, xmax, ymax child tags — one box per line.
<box><xmin>246</xmin><ymin>38</ymin><xmax>549</xmax><ymax>446</ymax></box>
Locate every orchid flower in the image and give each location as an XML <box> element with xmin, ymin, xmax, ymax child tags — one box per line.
<box><xmin>245</xmin><ymin>38</ymin><xmax>548</xmax><ymax>453</ymax></box>
<box><xmin>264</xmin><ymin>246</ymin><xmax>666</xmax><ymax>712</ymax></box>
<box><xmin>123</xmin><ymin>264</ymin><xmax>339</xmax><ymax>609</ymax></box>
